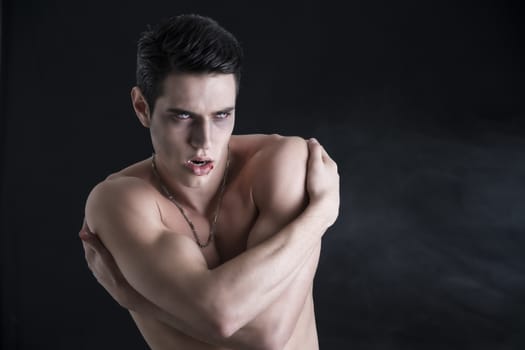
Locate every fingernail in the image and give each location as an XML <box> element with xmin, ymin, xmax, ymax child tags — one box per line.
<box><xmin>309</xmin><ymin>138</ymin><xmax>318</xmax><ymax>143</ymax></box>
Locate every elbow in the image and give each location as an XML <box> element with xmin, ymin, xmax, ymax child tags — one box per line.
<box><xmin>208</xmin><ymin>305</ymin><xmax>291</xmax><ymax>349</ymax></box>
<box><xmin>210</xmin><ymin>315</ymin><xmax>237</xmax><ymax>340</ymax></box>
<box><xmin>193</xmin><ymin>275</ymin><xmax>239</xmax><ymax>339</ymax></box>
<box><xmin>205</xmin><ymin>298</ymin><xmax>240</xmax><ymax>340</ymax></box>
<box><xmin>203</xmin><ymin>287</ymin><xmax>291</xmax><ymax>346</ymax></box>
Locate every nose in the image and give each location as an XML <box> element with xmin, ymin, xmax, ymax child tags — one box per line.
<box><xmin>190</xmin><ymin>119</ymin><xmax>212</xmax><ymax>150</ymax></box>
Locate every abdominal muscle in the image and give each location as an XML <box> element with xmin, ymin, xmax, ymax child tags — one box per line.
<box><xmin>129</xmin><ymin>295</ymin><xmax>317</xmax><ymax>350</ymax></box>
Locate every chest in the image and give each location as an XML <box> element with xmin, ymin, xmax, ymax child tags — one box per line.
<box><xmin>157</xmin><ymin>181</ymin><xmax>258</xmax><ymax>268</ymax></box>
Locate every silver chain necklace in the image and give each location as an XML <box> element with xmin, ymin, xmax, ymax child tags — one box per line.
<box><xmin>151</xmin><ymin>151</ymin><xmax>230</xmax><ymax>248</ymax></box>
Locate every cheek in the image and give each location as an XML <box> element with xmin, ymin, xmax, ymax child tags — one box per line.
<box><xmin>150</xmin><ymin>123</ymin><xmax>187</xmax><ymax>153</ymax></box>
<box><xmin>215</xmin><ymin>117</ymin><xmax>235</xmax><ymax>135</ymax></box>
<box><xmin>213</xmin><ymin>124</ymin><xmax>233</xmax><ymax>143</ymax></box>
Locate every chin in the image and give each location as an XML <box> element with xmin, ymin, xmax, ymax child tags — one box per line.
<box><xmin>182</xmin><ymin>173</ymin><xmax>212</xmax><ymax>188</ymax></box>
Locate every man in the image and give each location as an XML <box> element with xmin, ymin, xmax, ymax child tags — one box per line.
<box><xmin>80</xmin><ymin>14</ymin><xmax>339</xmax><ymax>350</ymax></box>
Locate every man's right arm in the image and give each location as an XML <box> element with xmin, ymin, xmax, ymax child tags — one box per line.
<box><xmin>84</xmin><ymin>138</ymin><xmax>339</xmax><ymax>345</ymax></box>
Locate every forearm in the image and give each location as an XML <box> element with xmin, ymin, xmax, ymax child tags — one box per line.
<box><xmin>206</xmin><ymin>204</ymin><xmax>328</xmax><ymax>336</ymax></box>
<box><xmin>228</xmin><ymin>241</ymin><xmax>321</xmax><ymax>349</ymax></box>
<box><xmin>221</xmin><ymin>212</ymin><xmax>324</xmax><ymax>348</ymax></box>
<box><xmin>134</xmin><ymin>242</ymin><xmax>321</xmax><ymax>349</ymax></box>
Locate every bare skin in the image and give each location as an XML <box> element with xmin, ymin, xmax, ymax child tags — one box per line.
<box><xmin>81</xmin><ymin>72</ymin><xmax>339</xmax><ymax>349</ymax></box>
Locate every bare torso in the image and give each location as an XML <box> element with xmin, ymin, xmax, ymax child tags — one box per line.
<box><xmin>105</xmin><ymin>134</ymin><xmax>318</xmax><ymax>350</ymax></box>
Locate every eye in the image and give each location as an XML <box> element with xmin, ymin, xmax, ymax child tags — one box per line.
<box><xmin>215</xmin><ymin>111</ymin><xmax>231</xmax><ymax>119</ymax></box>
<box><xmin>172</xmin><ymin>112</ymin><xmax>191</xmax><ymax>120</ymax></box>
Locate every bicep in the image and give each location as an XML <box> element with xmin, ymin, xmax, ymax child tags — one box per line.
<box><xmin>247</xmin><ymin>136</ymin><xmax>309</xmax><ymax>247</ymax></box>
<box><xmin>85</xmin><ymin>179</ymin><xmax>210</xmax><ymax>325</ymax></box>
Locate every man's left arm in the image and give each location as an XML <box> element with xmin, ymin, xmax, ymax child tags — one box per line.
<box><xmin>226</xmin><ymin>135</ymin><xmax>321</xmax><ymax>348</ymax></box>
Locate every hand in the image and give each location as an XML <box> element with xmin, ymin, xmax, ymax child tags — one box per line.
<box><xmin>79</xmin><ymin>220</ymin><xmax>147</xmax><ymax>311</ymax></box>
<box><xmin>305</xmin><ymin>138</ymin><xmax>340</xmax><ymax>227</ymax></box>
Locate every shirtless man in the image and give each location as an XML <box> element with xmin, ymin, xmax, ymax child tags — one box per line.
<box><xmin>79</xmin><ymin>14</ymin><xmax>339</xmax><ymax>350</ymax></box>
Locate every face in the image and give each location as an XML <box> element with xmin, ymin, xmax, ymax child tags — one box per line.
<box><xmin>132</xmin><ymin>72</ymin><xmax>236</xmax><ymax>188</ymax></box>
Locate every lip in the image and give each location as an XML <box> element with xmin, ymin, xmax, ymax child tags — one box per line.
<box><xmin>188</xmin><ymin>156</ymin><xmax>213</xmax><ymax>162</ymax></box>
<box><xmin>185</xmin><ymin>158</ymin><xmax>215</xmax><ymax>176</ymax></box>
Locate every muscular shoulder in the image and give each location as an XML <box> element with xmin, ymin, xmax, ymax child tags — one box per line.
<box><xmin>232</xmin><ymin>134</ymin><xmax>307</xmax><ymax>170</ymax></box>
<box><xmin>250</xmin><ymin>134</ymin><xmax>308</xmax><ymax>180</ymax></box>
<box><xmin>85</xmin><ymin>176</ymin><xmax>162</xmax><ymax>237</ymax></box>
<box><xmin>247</xmin><ymin>134</ymin><xmax>309</xmax><ymax>212</ymax></box>
<box><xmin>231</xmin><ymin>134</ymin><xmax>306</xmax><ymax>156</ymax></box>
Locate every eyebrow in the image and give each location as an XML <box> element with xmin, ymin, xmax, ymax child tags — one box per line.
<box><xmin>165</xmin><ymin>106</ymin><xmax>235</xmax><ymax>116</ymax></box>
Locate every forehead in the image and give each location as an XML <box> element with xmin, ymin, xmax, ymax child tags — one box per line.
<box><xmin>156</xmin><ymin>72</ymin><xmax>237</xmax><ymax>112</ymax></box>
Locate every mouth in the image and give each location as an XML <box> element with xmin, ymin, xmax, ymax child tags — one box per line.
<box><xmin>187</xmin><ymin>158</ymin><xmax>213</xmax><ymax>167</ymax></box>
<box><xmin>185</xmin><ymin>158</ymin><xmax>214</xmax><ymax>175</ymax></box>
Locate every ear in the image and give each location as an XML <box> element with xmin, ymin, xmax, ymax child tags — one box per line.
<box><xmin>131</xmin><ymin>86</ymin><xmax>152</xmax><ymax>128</ymax></box>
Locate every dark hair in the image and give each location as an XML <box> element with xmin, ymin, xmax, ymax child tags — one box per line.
<box><xmin>136</xmin><ymin>14</ymin><xmax>243</xmax><ymax>112</ymax></box>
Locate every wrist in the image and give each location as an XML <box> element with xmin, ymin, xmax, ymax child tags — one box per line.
<box><xmin>305</xmin><ymin>197</ymin><xmax>339</xmax><ymax>230</ymax></box>
<box><xmin>118</xmin><ymin>289</ymin><xmax>151</xmax><ymax>313</ymax></box>
<box><xmin>301</xmin><ymin>202</ymin><xmax>333</xmax><ymax>231</ymax></box>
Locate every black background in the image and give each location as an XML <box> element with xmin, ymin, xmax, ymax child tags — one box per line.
<box><xmin>1</xmin><ymin>0</ymin><xmax>524</xmax><ymax>349</ymax></box>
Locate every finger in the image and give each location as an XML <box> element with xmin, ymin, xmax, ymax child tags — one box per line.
<box><xmin>307</xmin><ymin>138</ymin><xmax>323</xmax><ymax>167</ymax></box>
<box><xmin>79</xmin><ymin>221</ymin><xmax>98</xmax><ymax>242</ymax></box>
<box><xmin>316</xmin><ymin>142</ymin><xmax>337</xmax><ymax>167</ymax></box>
<box><xmin>79</xmin><ymin>225</ymin><xmax>93</xmax><ymax>241</ymax></box>
<box><xmin>82</xmin><ymin>241</ymin><xmax>96</xmax><ymax>268</ymax></box>
<box><xmin>82</xmin><ymin>234</ymin><xmax>117</xmax><ymax>268</ymax></box>
<box><xmin>84</xmin><ymin>220</ymin><xmax>94</xmax><ymax>234</ymax></box>
<box><xmin>79</xmin><ymin>229</ymin><xmax>91</xmax><ymax>241</ymax></box>
<box><xmin>79</xmin><ymin>218</ymin><xmax>88</xmax><ymax>239</ymax></box>
<box><xmin>80</xmin><ymin>232</ymin><xmax>107</xmax><ymax>257</ymax></box>
<box><xmin>83</xmin><ymin>239</ymin><xmax>110</xmax><ymax>277</ymax></box>
<box><xmin>323</xmin><ymin>150</ymin><xmax>338</xmax><ymax>170</ymax></box>
<box><xmin>79</xmin><ymin>228</ymin><xmax>96</xmax><ymax>242</ymax></box>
